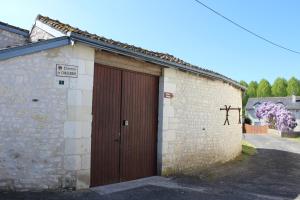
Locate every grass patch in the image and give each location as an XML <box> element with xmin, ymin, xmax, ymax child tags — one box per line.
<box><xmin>234</xmin><ymin>140</ymin><xmax>257</xmax><ymax>162</ymax></box>
<box><xmin>242</xmin><ymin>140</ymin><xmax>257</xmax><ymax>156</ymax></box>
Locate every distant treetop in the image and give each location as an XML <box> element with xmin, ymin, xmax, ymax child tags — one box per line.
<box><xmin>240</xmin><ymin>77</ymin><xmax>300</xmax><ymax>98</ymax></box>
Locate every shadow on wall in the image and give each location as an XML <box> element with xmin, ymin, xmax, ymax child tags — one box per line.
<box><xmin>175</xmin><ymin>148</ymin><xmax>300</xmax><ymax>200</ymax></box>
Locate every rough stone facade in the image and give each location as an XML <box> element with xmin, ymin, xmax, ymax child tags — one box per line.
<box><xmin>0</xmin><ymin>20</ymin><xmax>244</xmax><ymax>191</ymax></box>
<box><xmin>161</xmin><ymin>68</ymin><xmax>243</xmax><ymax>175</ymax></box>
<box><xmin>0</xmin><ymin>29</ymin><xmax>27</xmax><ymax>49</ymax></box>
<box><xmin>0</xmin><ymin>44</ymin><xmax>94</xmax><ymax>191</ymax></box>
<box><xmin>0</xmin><ymin>46</ymin><xmax>242</xmax><ymax>190</ymax></box>
<box><xmin>30</xmin><ymin>26</ymin><xmax>54</xmax><ymax>42</ymax></box>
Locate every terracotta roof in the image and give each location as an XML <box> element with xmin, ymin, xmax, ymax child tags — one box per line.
<box><xmin>36</xmin><ymin>15</ymin><xmax>245</xmax><ymax>90</ymax></box>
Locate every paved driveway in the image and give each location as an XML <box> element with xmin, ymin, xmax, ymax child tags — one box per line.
<box><xmin>1</xmin><ymin>133</ymin><xmax>300</xmax><ymax>200</ymax></box>
<box><xmin>245</xmin><ymin>133</ymin><xmax>300</xmax><ymax>154</ymax></box>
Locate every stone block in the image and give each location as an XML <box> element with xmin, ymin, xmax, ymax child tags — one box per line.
<box><xmin>165</xmin><ymin>130</ymin><xmax>176</xmax><ymax>141</ymax></box>
<box><xmin>164</xmin><ymin>105</ymin><xmax>174</xmax><ymax>117</ymax></box>
<box><xmin>65</xmin><ymin>139</ymin><xmax>81</xmax><ymax>155</ymax></box>
<box><xmin>68</xmin><ymin>89</ymin><xmax>82</xmax><ymax>106</ymax></box>
<box><xmin>162</xmin><ymin>117</ymin><xmax>168</xmax><ymax>130</ymax></box>
<box><xmin>67</xmin><ymin>106</ymin><xmax>92</xmax><ymax>121</ymax></box>
<box><xmin>81</xmin><ymin>121</ymin><xmax>92</xmax><ymax>138</ymax></box>
<box><xmin>72</xmin><ymin>44</ymin><xmax>95</xmax><ymax>60</ymax></box>
<box><xmin>64</xmin><ymin>121</ymin><xmax>92</xmax><ymax>139</ymax></box>
<box><xmin>82</xmin><ymin>90</ymin><xmax>93</xmax><ymax>106</ymax></box>
<box><xmin>164</xmin><ymin>68</ymin><xmax>177</xmax><ymax>78</ymax></box>
<box><xmin>85</xmin><ymin>61</ymin><xmax>94</xmax><ymax>76</ymax></box>
<box><xmin>76</xmin><ymin>170</ymin><xmax>90</xmax><ymax>189</ymax></box>
<box><xmin>73</xmin><ymin>60</ymin><xmax>85</xmax><ymax>75</ymax></box>
<box><xmin>69</xmin><ymin>75</ymin><xmax>93</xmax><ymax>90</ymax></box>
<box><xmin>62</xmin><ymin>171</ymin><xmax>77</xmax><ymax>189</ymax></box>
<box><xmin>64</xmin><ymin>121</ymin><xmax>81</xmax><ymax>138</ymax></box>
<box><xmin>164</xmin><ymin>83</ymin><xmax>176</xmax><ymax>93</ymax></box>
<box><xmin>81</xmin><ymin>138</ymin><xmax>91</xmax><ymax>154</ymax></box>
<box><xmin>64</xmin><ymin>155</ymin><xmax>81</xmax><ymax>171</ymax></box>
<box><xmin>81</xmin><ymin>154</ymin><xmax>91</xmax><ymax>170</ymax></box>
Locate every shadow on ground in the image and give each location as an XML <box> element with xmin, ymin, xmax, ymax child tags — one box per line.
<box><xmin>175</xmin><ymin>148</ymin><xmax>300</xmax><ymax>200</ymax></box>
<box><xmin>1</xmin><ymin>148</ymin><xmax>300</xmax><ymax>200</ymax></box>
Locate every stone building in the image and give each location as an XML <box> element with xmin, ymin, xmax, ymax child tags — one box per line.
<box><xmin>0</xmin><ymin>15</ymin><xmax>245</xmax><ymax>190</ymax></box>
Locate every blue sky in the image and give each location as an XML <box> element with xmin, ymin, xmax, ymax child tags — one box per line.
<box><xmin>1</xmin><ymin>0</ymin><xmax>299</xmax><ymax>83</ymax></box>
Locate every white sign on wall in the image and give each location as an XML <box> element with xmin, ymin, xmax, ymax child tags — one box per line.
<box><xmin>56</xmin><ymin>64</ymin><xmax>78</xmax><ymax>78</ymax></box>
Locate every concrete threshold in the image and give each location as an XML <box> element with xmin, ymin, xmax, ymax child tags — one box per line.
<box><xmin>91</xmin><ymin>176</ymin><xmax>173</xmax><ymax>195</ymax></box>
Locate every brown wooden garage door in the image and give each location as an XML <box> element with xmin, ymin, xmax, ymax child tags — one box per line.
<box><xmin>91</xmin><ymin>63</ymin><xmax>158</xmax><ymax>187</ymax></box>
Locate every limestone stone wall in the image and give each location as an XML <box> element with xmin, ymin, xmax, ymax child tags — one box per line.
<box><xmin>161</xmin><ymin>68</ymin><xmax>243</xmax><ymax>175</ymax></box>
<box><xmin>30</xmin><ymin>26</ymin><xmax>54</xmax><ymax>42</ymax></box>
<box><xmin>0</xmin><ymin>43</ymin><xmax>94</xmax><ymax>190</ymax></box>
<box><xmin>0</xmin><ymin>29</ymin><xmax>27</xmax><ymax>49</ymax></box>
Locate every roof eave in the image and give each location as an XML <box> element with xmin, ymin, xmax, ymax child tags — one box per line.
<box><xmin>70</xmin><ymin>32</ymin><xmax>246</xmax><ymax>91</ymax></box>
<box><xmin>0</xmin><ymin>22</ymin><xmax>29</xmax><ymax>37</ymax></box>
<box><xmin>0</xmin><ymin>36</ymin><xmax>70</xmax><ymax>61</ymax></box>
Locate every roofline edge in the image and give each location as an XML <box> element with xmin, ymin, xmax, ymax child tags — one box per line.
<box><xmin>0</xmin><ymin>22</ymin><xmax>29</xmax><ymax>37</ymax></box>
<box><xmin>70</xmin><ymin>33</ymin><xmax>246</xmax><ymax>91</ymax></box>
<box><xmin>0</xmin><ymin>36</ymin><xmax>70</xmax><ymax>61</ymax></box>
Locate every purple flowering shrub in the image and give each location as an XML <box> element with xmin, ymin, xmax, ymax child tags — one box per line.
<box><xmin>256</xmin><ymin>101</ymin><xmax>297</xmax><ymax>132</ymax></box>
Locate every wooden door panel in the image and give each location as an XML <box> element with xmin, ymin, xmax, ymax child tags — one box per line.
<box><xmin>120</xmin><ymin>71</ymin><xmax>158</xmax><ymax>181</ymax></box>
<box><xmin>91</xmin><ymin>64</ymin><xmax>122</xmax><ymax>186</ymax></box>
<box><xmin>91</xmin><ymin>64</ymin><xmax>159</xmax><ymax>187</ymax></box>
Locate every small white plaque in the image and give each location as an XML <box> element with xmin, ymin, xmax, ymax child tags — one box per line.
<box><xmin>56</xmin><ymin>64</ymin><xmax>78</xmax><ymax>78</ymax></box>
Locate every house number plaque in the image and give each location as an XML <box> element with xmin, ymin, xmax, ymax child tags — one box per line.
<box><xmin>56</xmin><ymin>64</ymin><xmax>78</xmax><ymax>78</ymax></box>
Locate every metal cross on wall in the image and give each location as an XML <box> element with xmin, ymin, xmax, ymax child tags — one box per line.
<box><xmin>220</xmin><ymin>105</ymin><xmax>241</xmax><ymax>125</ymax></box>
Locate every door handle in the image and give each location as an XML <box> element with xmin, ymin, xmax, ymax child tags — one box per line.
<box><xmin>123</xmin><ymin>120</ymin><xmax>129</xmax><ymax>126</ymax></box>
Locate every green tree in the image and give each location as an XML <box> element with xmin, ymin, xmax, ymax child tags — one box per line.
<box><xmin>257</xmin><ymin>79</ymin><xmax>272</xmax><ymax>97</ymax></box>
<box><xmin>239</xmin><ymin>80</ymin><xmax>248</xmax><ymax>88</ymax></box>
<box><xmin>239</xmin><ymin>80</ymin><xmax>248</xmax><ymax>107</ymax></box>
<box><xmin>286</xmin><ymin>77</ymin><xmax>300</xmax><ymax>96</ymax></box>
<box><xmin>239</xmin><ymin>80</ymin><xmax>249</xmax><ymax>117</ymax></box>
<box><xmin>271</xmin><ymin>77</ymin><xmax>287</xmax><ymax>97</ymax></box>
<box><xmin>247</xmin><ymin>81</ymin><xmax>258</xmax><ymax>97</ymax></box>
